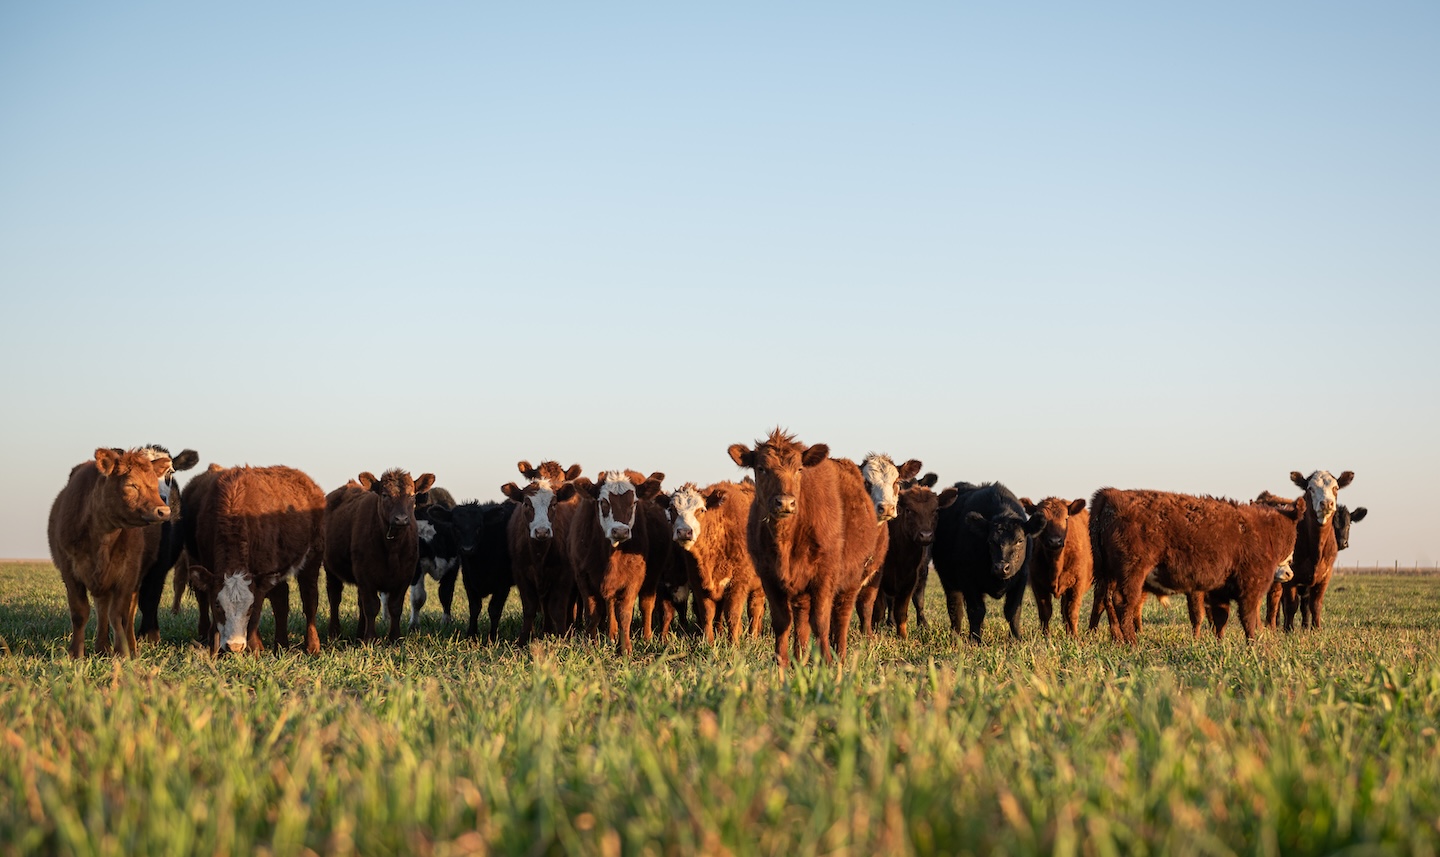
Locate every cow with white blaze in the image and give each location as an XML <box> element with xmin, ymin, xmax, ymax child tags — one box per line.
<box><xmin>502</xmin><ymin>460</ymin><xmax>583</xmax><ymax>643</ymax></box>
<box><xmin>656</xmin><ymin>481</ymin><xmax>765</xmax><ymax>644</ymax></box>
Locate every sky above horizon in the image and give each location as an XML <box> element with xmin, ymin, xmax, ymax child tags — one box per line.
<box><xmin>2</xmin><ymin>3</ymin><xmax>1436</xmax><ymax>564</ymax></box>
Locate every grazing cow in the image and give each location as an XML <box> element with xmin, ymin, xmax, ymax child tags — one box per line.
<box><xmin>324</xmin><ymin>469</ymin><xmax>436</xmax><ymax>642</ymax></box>
<box><xmin>184</xmin><ymin>465</ymin><xmax>326</xmax><ymax>654</ymax></box>
<box><xmin>1090</xmin><ymin>488</ymin><xmax>1302</xmax><ymax>644</ymax></box>
<box><xmin>1333</xmin><ymin>504</ymin><xmax>1367</xmax><ymax>552</ymax></box>
<box><xmin>134</xmin><ymin>445</ymin><xmax>201</xmax><ymax>644</ymax></box>
<box><xmin>1274</xmin><ymin>470</ymin><xmax>1355</xmax><ymax>631</ymax></box>
<box><xmin>1019</xmin><ymin>497</ymin><xmax>1092</xmax><ymax>638</ymax></box>
<box><xmin>728</xmin><ymin>430</ymin><xmax>884</xmax><ymax>670</ymax></box>
<box><xmin>48</xmin><ymin>448</ymin><xmax>176</xmax><ymax>658</ymax></box>
<box><xmin>561</xmin><ymin>470</ymin><xmax>672</xmax><ymax>655</ymax></box>
<box><xmin>871</xmin><ymin>473</ymin><xmax>957</xmax><ymax>640</ymax></box>
<box><xmin>408</xmin><ymin>486</ymin><xmax>459</xmax><ymax>628</ymax></box>
<box><xmin>656</xmin><ymin>481</ymin><xmax>765</xmax><ymax>644</ymax></box>
<box><xmin>427</xmin><ymin>500</ymin><xmax>516</xmax><ymax>641</ymax></box>
<box><xmin>931</xmin><ymin>482</ymin><xmax>1040</xmax><ymax>642</ymax></box>
<box><xmin>501</xmin><ymin>460</ymin><xmax>583</xmax><ymax>643</ymax></box>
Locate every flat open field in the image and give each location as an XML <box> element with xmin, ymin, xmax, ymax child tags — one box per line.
<box><xmin>3</xmin><ymin>562</ymin><xmax>1439</xmax><ymax>856</ymax></box>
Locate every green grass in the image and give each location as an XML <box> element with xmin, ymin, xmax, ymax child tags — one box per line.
<box><xmin>3</xmin><ymin>562</ymin><xmax>1439</xmax><ymax>856</ymax></box>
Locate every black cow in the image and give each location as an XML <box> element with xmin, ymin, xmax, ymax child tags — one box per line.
<box><xmin>428</xmin><ymin>500</ymin><xmax>517</xmax><ymax>641</ymax></box>
<box><xmin>930</xmin><ymin>481</ymin><xmax>1041</xmax><ymax>642</ymax></box>
<box><xmin>407</xmin><ymin>488</ymin><xmax>460</xmax><ymax>628</ymax></box>
<box><xmin>1333</xmin><ymin>504</ymin><xmax>1368</xmax><ymax>551</ymax></box>
<box><xmin>135</xmin><ymin>445</ymin><xmax>200</xmax><ymax>644</ymax></box>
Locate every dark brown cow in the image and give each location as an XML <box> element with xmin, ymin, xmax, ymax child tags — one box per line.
<box><xmin>870</xmin><ymin>473</ymin><xmax>957</xmax><ymax>640</ymax></box>
<box><xmin>656</xmin><ymin>481</ymin><xmax>765</xmax><ymax>644</ymax></box>
<box><xmin>1269</xmin><ymin>470</ymin><xmax>1354</xmax><ymax>630</ymax></box>
<box><xmin>501</xmin><ymin>460</ymin><xmax>583</xmax><ymax>643</ymax></box>
<box><xmin>1091</xmin><ymin>488</ymin><xmax>1302</xmax><ymax>644</ymax></box>
<box><xmin>47</xmin><ymin>448</ymin><xmax>175</xmax><ymax>658</ymax></box>
<box><xmin>728</xmin><ymin>429</ymin><xmax>884</xmax><ymax>670</ymax></box>
<box><xmin>324</xmin><ymin>468</ymin><xmax>436</xmax><ymax>642</ymax></box>
<box><xmin>184</xmin><ymin>465</ymin><xmax>326</xmax><ymax>654</ymax></box>
<box><xmin>172</xmin><ymin>463</ymin><xmax>224</xmax><ymax>641</ymax></box>
<box><xmin>560</xmin><ymin>470</ymin><xmax>671</xmax><ymax>655</ymax></box>
<box><xmin>1019</xmin><ymin>496</ymin><xmax>1092</xmax><ymax>637</ymax></box>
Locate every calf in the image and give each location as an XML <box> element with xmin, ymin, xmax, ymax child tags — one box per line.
<box><xmin>1019</xmin><ymin>497</ymin><xmax>1092</xmax><ymax>637</ymax></box>
<box><xmin>931</xmin><ymin>482</ymin><xmax>1039</xmax><ymax>642</ymax></box>
<box><xmin>728</xmin><ymin>430</ymin><xmax>883</xmax><ymax>670</ymax></box>
<box><xmin>1333</xmin><ymin>504</ymin><xmax>1367</xmax><ymax>552</ymax></box>
<box><xmin>47</xmin><ymin>448</ymin><xmax>175</xmax><ymax>658</ymax></box>
<box><xmin>324</xmin><ymin>468</ymin><xmax>436</xmax><ymax>642</ymax></box>
<box><xmin>1275</xmin><ymin>470</ymin><xmax>1355</xmax><ymax>631</ymax></box>
<box><xmin>184</xmin><ymin>465</ymin><xmax>326</xmax><ymax>654</ymax></box>
<box><xmin>501</xmin><ymin>460</ymin><xmax>583</xmax><ymax>643</ymax></box>
<box><xmin>408</xmin><ymin>486</ymin><xmax>459</xmax><ymax>628</ymax></box>
<box><xmin>656</xmin><ymin>481</ymin><xmax>765</xmax><ymax>644</ymax></box>
<box><xmin>561</xmin><ymin>470</ymin><xmax>671</xmax><ymax>655</ymax></box>
<box><xmin>134</xmin><ymin>445</ymin><xmax>201</xmax><ymax>644</ymax></box>
<box><xmin>427</xmin><ymin>500</ymin><xmax>516</xmax><ymax>641</ymax></box>
<box><xmin>872</xmin><ymin>474</ymin><xmax>957</xmax><ymax>639</ymax></box>
<box><xmin>1091</xmin><ymin>488</ymin><xmax>1302</xmax><ymax>643</ymax></box>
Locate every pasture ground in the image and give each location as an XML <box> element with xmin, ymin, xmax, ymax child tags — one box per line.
<box><xmin>2</xmin><ymin>561</ymin><xmax>1439</xmax><ymax>856</ymax></box>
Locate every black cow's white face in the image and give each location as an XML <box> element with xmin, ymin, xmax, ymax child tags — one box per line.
<box><xmin>597</xmin><ymin>471</ymin><xmax>639</xmax><ymax>546</ymax></box>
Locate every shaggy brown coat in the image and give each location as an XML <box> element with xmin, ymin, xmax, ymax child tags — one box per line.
<box><xmin>1020</xmin><ymin>497</ymin><xmax>1093</xmax><ymax>638</ymax></box>
<box><xmin>657</xmin><ymin>481</ymin><xmax>765</xmax><ymax>644</ymax></box>
<box><xmin>47</xmin><ymin>448</ymin><xmax>175</xmax><ymax>658</ymax></box>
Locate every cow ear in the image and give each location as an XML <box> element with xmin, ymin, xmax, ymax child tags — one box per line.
<box><xmin>1020</xmin><ymin>498</ymin><xmax>1036</xmax><ymax>514</ymax></box>
<box><xmin>705</xmin><ymin>488</ymin><xmax>727</xmax><ymax>510</ymax></box>
<box><xmin>413</xmin><ymin>473</ymin><xmax>436</xmax><ymax>495</ymax></box>
<box><xmin>426</xmin><ymin>505</ymin><xmax>453</xmax><ymax>524</ymax></box>
<box><xmin>501</xmin><ymin>482</ymin><xmax>524</xmax><ymax>502</ymax></box>
<box><xmin>937</xmin><ymin>487</ymin><xmax>959</xmax><ymax>509</ymax></box>
<box><xmin>636</xmin><ymin>477</ymin><xmax>664</xmax><ymax>501</ymax></box>
<box><xmin>171</xmin><ymin>449</ymin><xmax>200</xmax><ymax>472</ymax></box>
<box><xmin>579</xmin><ymin>479</ymin><xmax>602</xmax><ymax>499</ymax></box>
<box><xmin>1067</xmin><ymin>498</ymin><xmax>1087</xmax><ymax>516</ymax></box>
<box><xmin>898</xmin><ymin>459</ymin><xmax>923</xmax><ymax>481</ymax></box>
<box><xmin>801</xmin><ymin>444</ymin><xmax>829</xmax><ymax>467</ymax></box>
<box><xmin>564</xmin><ymin>464</ymin><xmax>583</xmax><ymax>481</ymax></box>
<box><xmin>623</xmin><ymin>470</ymin><xmax>647</xmax><ymax>487</ymax></box>
<box><xmin>1024</xmin><ymin>514</ymin><xmax>1048</xmax><ymax>536</ymax></box>
<box><xmin>1287</xmin><ymin>495</ymin><xmax>1307</xmax><ymax>520</ymax></box>
<box><xmin>1336</xmin><ymin>471</ymin><xmax>1355</xmax><ymax>489</ymax></box>
<box><xmin>188</xmin><ymin>563</ymin><xmax>218</xmax><ymax>592</ymax></box>
<box><xmin>965</xmin><ymin>512</ymin><xmax>988</xmax><ymax>534</ymax></box>
<box><xmin>357</xmin><ymin>472</ymin><xmax>379</xmax><ymax>491</ymax></box>
<box><xmin>654</xmin><ymin>494</ymin><xmax>672</xmax><ymax>510</ymax></box>
<box><xmin>1290</xmin><ymin>471</ymin><xmax>1306</xmax><ymax>489</ymax></box>
<box><xmin>517</xmin><ymin>461</ymin><xmax>537</xmax><ymax>479</ymax></box>
<box><xmin>728</xmin><ymin>444</ymin><xmax>755</xmax><ymax>468</ymax></box>
<box><xmin>555</xmin><ymin>482</ymin><xmax>577</xmax><ymax>502</ymax></box>
<box><xmin>94</xmin><ymin>448</ymin><xmax>121</xmax><ymax>476</ymax></box>
<box><xmin>1349</xmin><ymin>507</ymin><xmax>1367</xmax><ymax>522</ymax></box>
<box><xmin>919</xmin><ymin>472</ymin><xmax>939</xmax><ymax>489</ymax></box>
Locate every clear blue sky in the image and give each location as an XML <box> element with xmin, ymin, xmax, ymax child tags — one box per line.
<box><xmin>3</xmin><ymin>3</ymin><xmax>1436</xmax><ymax>564</ymax></box>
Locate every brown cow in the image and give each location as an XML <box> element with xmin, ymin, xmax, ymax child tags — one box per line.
<box><xmin>728</xmin><ymin>429</ymin><xmax>884</xmax><ymax>670</ymax></box>
<box><xmin>1271</xmin><ymin>470</ymin><xmax>1354</xmax><ymax>630</ymax></box>
<box><xmin>501</xmin><ymin>460</ymin><xmax>583</xmax><ymax>643</ymax></box>
<box><xmin>560</xmin><ymin>470</ymin><xmax>672</xmax><ymax>655</ymax></box>
<box><xmin>871</xmin><ymin>473</ymin><xmax>957</xmax><ymax>640</ymax></box>
<box><xmin>656</xmin><ymin>481</ymin><xmax>765</xmax><ymax>644</ymax></box>
<box><xmin>324</xmin><ymin>468</ymin><xmax>436</xmax><ymax>642</ymax></box>
<box><xmin>1090</xmin><ymin>488</ymin><xmax>1302</xmax><ymax>644</ymax></box>
<box><xmin>47</xmin><ymin>448</ymin><xmax>176</xmax><ymax>658</ymax></box>
<box><xmin>1019</xmin><ymin>496</ymin><xmax>1092</xmax><ymax>637</ymax></box>
<box><xmin>184</xmin><ymin>465</ymin><xmax>326</xmax><ymax>654</ymax></box>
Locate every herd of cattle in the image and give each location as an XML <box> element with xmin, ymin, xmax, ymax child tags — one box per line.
<box><xmin>44</xmin><ymin>430</ymin><xmax>1367</xmax><ymax>668</ymax></box>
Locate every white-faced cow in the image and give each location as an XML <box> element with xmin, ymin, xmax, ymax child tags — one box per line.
<box><xmin>48</xmin><ymin>448</ymin><xmax>176</xmax><ymax>658</ymax></box>
<box><xmin>931</xmin><ymin>482</ymin><xmax>1040</xmax><ymax>643</ymax></box>
<box><xmin>501</xmin><ymin>460</ymin><xmax>583</xmax><ymax>643</ymax></box>
<box><xmin>134</xmin><ymin>445</ymin><xmax>201</xmax><ymax>645</ymax></box>
<box><xmin>1019</xmin><ymin>496</ymin><xmax>1092</xmax><ymax>638</ymax></box>
<box><xmin>1274</xmin><ymin>470</ymin><xmax>1355</xmax><ymax>631</ymax></box>
<box><xmin>324</xmin><ymin>468</ymin><xmax>436</xmax><ymax>643</ymax></box>
<box><xmin>184</xmin><ymin>465</ymin><xmax>326</xmax><ymax>655</ymax></box>
<box><xmin>408</xmin><ymin>486</ymin><xmax>459</xmax><ymax>628</ymax></box>
<box><xmin>728</xmin><ymin>430</ymin><xmax>883</xmax><ymax>671</ymax></box>
<box><xmin>656</xmin><ymin>481</ymin><xmax>765</xmax><ymax>645</ymax></box>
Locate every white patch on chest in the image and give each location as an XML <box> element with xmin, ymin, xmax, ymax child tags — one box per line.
<box><xmin>417</xmin><ymin>520</ymin><xmax>437</xmax><ymax>543</ymax></box>
<box><xmin>217</xmin><ymin>574</ymin><xmax>255</xmax><ymax>652</ymax></box>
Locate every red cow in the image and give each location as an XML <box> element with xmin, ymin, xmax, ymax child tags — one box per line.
<box><xmin>560</xmin><ymin>470</ymin><xmax>671</xmax><ymax>655</ymax></box>
<box><xmin>656</xmin><ymin>481</ymin><xmax>765</xmax><ymax>644</ymax></box>
<box><xmin>184</xmin><ymin>465</ymin><xmax>326</xmax><ymax>654</ymax></box>
<box><xmin>1020</xmin><ymin>496</ymin><xmax>1092</xmax><ymax>637</ymax></box>
<box><xmin>1091</xmin><ymin>488</ymin><xmax>1301</xmax><ymax>644</ymax></box>
<box><xmin>47</xmin><ymin>448</ymin><xmax>176</xmax><ymax>658</ymax></box>
<box><xmin>728</xmin><ymin>429</ymin><xmax>883</xmax><ymax>670</ymax></box>
<box><xmin>324</xmin><ymin>468</ymin><xmax>436</xmax><ymax>642</ymax></box>
<box><xmin>501</xmin><ymin>460</ymin><xmax>583</xmax><ymax>643</ymax></box>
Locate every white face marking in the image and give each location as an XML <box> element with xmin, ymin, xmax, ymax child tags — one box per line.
<box><xmin>668</xmin><ymin>485</ymin><xmax>707</xmax><ymax>549</ymax></box>
<box><xmin>216</xmin><ymin>574</ymin><xmax>255</xmax><ymax>652</ymax></box>
<box><xmin>861</xmin><ymin>455</ymin><xmax>901</xmax><ymax>522</ymax></box>
<box><xmin>526</xmin><ymin>479</ymin><xmax>556</xmax><ymax>539</ymax></box>
<box><xmin>598</xmin><ymin>472</ymin><xmax>637</xmax><ymax>544</ymax></box>
<box><xmin>1274</xmin><ymin>552</ymin><xmax>1295</xmax><ymax>582</ymax></box>
<box><xmin>1306</xmin><ymin>472</ymin><xmax>1341</xmax><ymax>525</ymax></box>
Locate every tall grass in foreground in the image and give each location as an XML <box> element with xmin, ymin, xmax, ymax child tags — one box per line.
<box><xmin>3</xmin><ymin>561</ymin><xmax>1439</xmax><ymax>856</ymax></box>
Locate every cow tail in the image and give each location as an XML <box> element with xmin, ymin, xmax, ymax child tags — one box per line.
<box><xmin>1088</xmin><ymin>491</ymin><xmax>1112</xmax><ymax>628</ymax></box>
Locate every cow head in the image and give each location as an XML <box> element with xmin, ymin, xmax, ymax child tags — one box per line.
<box><xmin>357</xmin><ymin>469</ymin><xmax>435</xmax><ymax>540</ymax></box>
<box><xmin>502</xmin><ymin>479</ymin><xmax>558</xmax><ymax>541</ymax></box>
<box><xmin>861</xmin><ymin>454</ymin><xmax>923</xmax><ymax>523</ymax></box>
<box><xmin>517</xmin><ymin>460</ymin><xmax>582</xmax><ymax>484</ymax></box>
<box><xmin>729</xmin><ymin>429</ymin><xmax>827</xmax><ymax>522</ymax></box>
<box><xmin>1274</xmin><ymin>552</ymin><xmax>1296</xmax><ymax>583</ymax></box>
<box><xmin>1333</xmin><ymin>505</ymin><xmax>1367</xmax><ymax>551</ymax></box>
<box><xmin>1019</xmin><ymin>497</ymin><xmax>1086</xmax><ymax>553</ymax></box>
<box><xmin>967</xmin><ymin>511</ymin><xmax>1037</xmax><ymax>580</ymax></box>
<box><xmin>895</xmin><ymin>481</ymin><xmax>954</xmax><ymax>547</ymax></box>
<box><xmin>427</xmin><ymin>501</ymin><xmax>485</xmax><ymax>555</ymax></box>
<box><xmin>94</xmin><ymin>447</ymin><xmax>176</xmax><ymax>526</ymax></box>
<box><xmin>140</xmin><ymin>444</ymin><xmax>200</xmax><ymax>508</ymax></box>
<box><xmin>569</xmin><ymin>470</ymin><xmax>664</xmax><ymax>547</ymax></box>
<box><xmin>1290</xmin><ymin>470</ymin><xmax>1354</xmax><ymax>526</ymax></box>
<box><xmin>657</xmin><ymin>483</ymin><xmax>725</xmax><ymax>550</ymax></box>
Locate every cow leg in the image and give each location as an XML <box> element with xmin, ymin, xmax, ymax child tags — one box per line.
<box><xmin>767</xmin><ymin>589</ymin><xmax>792</xmax><ymax>672</ymax></box>
<box><xmin>1111</xmin><ymin>575</ymin><xmax>1147</xmax><ymax>645</ymax></box>
<box><xmin>94</xmin><ymin>595</ymin><xmax>114</xmax><ymax>657</ymax></box>
<box><xmin>793</xmin><ymin>593</ymin><xmax>814</xmax><ymax>666</ymax></box>
<box><xmin>485</xmin><ymin>588</ymin><xmax>510</xmax><ymax>643</ymax></box>
<box><xmin>326</xmin><ymin>570</ymin><xmax>346</xmax><ymax>641</ymax></box>
<box><xmin>545</xmin><ymin>584</ymin><xmax>576</xmax><ymax>639</ymax></box>
<box><xmin>1061</xmin><ymin>589</ymin><xmax>1081</xmax><ymax>638</ymax></box>
<box><xmin>747</xmin><ymin>589</ymin><xmax>766</xmax><ymax>638</ymax></box>
<box><xmin>1207</xmin><ymin>596</ymin><xmax>1231</xmax><ymax>639</ymax></box>
<box><xmin>616</xmin><ymin>589</ymin><xmax>640</xmax><ymax>656</ymax></box>
<box><xmin>1034</xmin><ymin>590</ymin><xmax>1054</xmax><ymax>637</ymax></box>
<box><xmin>386</xmin><ymin>588</ymin><xmax>405</xmax><ymax>641</ymax></box>
<box><xmin>964</xmin><ymin>591</ymin><xmax>987</xmax><ymax>644</ymax></box>
<box><xmin>1003</xmin><ymin>584</ymin><xmax>1024</xmax><ymax>641</ymax></box>
<box><xmin>637</xmin><ymin>591</ymin><xmax>657</xmax><ymax>642</ymax></box>
<box><xmin>269</xmin><ymin>580</ymin><xmax>291</xmax><ymax>651</ymax></box>
<box><xmin>1308</xmin><ymin>582</ymin><xmax>1328</xmax><ymax>630</ymax></box>
<box><xmin>438</xmin><ymin>568</ymin><xmax>458</xmax><ymax>625</ymax></box>
<box><xmin>892</xmin><ymin>587</ymin><xmax>913</xmax><ymax>641</ymax></box>
<box><xmin>697</xmin><ymin>596</ymin><xmax>718</xmax><ymax>645</ymax></box>
<box><xmin>298</xmin><ymin>567</ymin><xmax>321</xmax><ymax>655</ymax></box>
<box><xmin>1186</xmin><ymin>592</ymin><xmax>1205</xmax><ymax>638</ymax></box>
<box><xmin>830</xmin><ymin>588</ymin><xmax>857</xmax><ymax>662</ymax></box>
<box><xmin>722</xmin><ymin>592</ymin><xmax>747</xmax><ymax>646</ymax></box>
<box><xmin>137</xmin><ymin>565</ymin><xmax>166</xmax><ymax>645</ymax></box>
<box><xmin>1263</xmin><ymin>582</ymin><xmax>1281</xmax><ymax>629</ymax></box>
<box><xmin>514</xmin><ymin>576</ymin><xmax>539</xmax><ymax>644</ymax></box>
<box><xmin>1089</xmin><ymin>576</ymin><xmax>1110</xmax><ymax>633</ymax></box>
<box><xmin>408</xmin><ymin>580</ymin><xmax>428</xmax><ymax>630</ymax></box>
<box><xmin>358</xmin><ymin>586</ymin><xmax>382</xmax><ymax>643</ymax></box>
<box><xmin>1280</xmin><ymin>585</ymin><xmax>1300</xmax><ymax>632</ymax></box>
<box><xmin>944</xmin><ymin>589</ymin><xmax>966</xmax><ymax>636</ymax></box>
<box><xmin>63</xmin><ymin>575</ymin><xmax>91</xmax><ymax>659</ymax></box>
<box><xmin>855</xmin><ymin>585</ymin><xmax>879</xmax><ymax>638</ymax></box>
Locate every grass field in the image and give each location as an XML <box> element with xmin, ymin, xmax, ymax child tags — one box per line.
<box><xmin>3</xmin><ymin>562</ymin><xmax>1439</xmax><ymax>856</ymax></box>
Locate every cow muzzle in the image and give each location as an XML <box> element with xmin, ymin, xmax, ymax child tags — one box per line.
<box><xmin>608</xmin><ymin>524</ymin><xmax>631</xmax><ymax>545</ymax></box>
<box><xmin>143</xmin><ymin>505</ymin><xmax>172</xmax><ymax>524</ymax></box>
<box><xmin>772</xmin><ymin>495</ymin><xmax>797</xmax><ymax>518</ymax></box>
<box><xmin>1044</xmin><ymin>535</ymin><xmax>1064</xmax><ymax>551</ymax></box>
<box><xmin>877</xmin><ymin>504</ymin><xmax>897</xmax><ymax>522</ymax></box>
<box><xmin>530</xmin><ymin>526</ymin><xmax>552</xmax><ymax>541</ymax></box>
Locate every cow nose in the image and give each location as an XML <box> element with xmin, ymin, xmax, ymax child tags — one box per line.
<box><xmin>532</xmin><ymin>526</ymin><xmax>552</xmax><ymax>541</ymax></box>
<box><xmin>610</xmin><ymin>524</ymin><xmax>631</xmax><ymax>542</ymax></box>
<box><xmin>676</xmin><ymin>526</ymin><xmax>694</xmax><ymax>541</ymax></box>
<box><xmin>153</xmin><ymin>506</ymin><xmax>171</xmax><ymax>520</ymax></box>
<box><xmin>225</xmin><ymin>640</ymin><xmax>246</xmax><ymax>653</ymax></box>
<box><xmin>1045</xmin><ymin>536</ymin><xmax>1064</xmax><ymax>550</ymax></box>
<box><xmin>773</xmin><ymin>495</ymin><xmax>797</xmax><ymax>517</ymax></box>
<box><xmin>879</xmin><ymin>504</ymin><xmax>897</xmax><ymax>522</ymax></box>
<box><xmin>918</xmin><ymin>531</ymin><xmax>934</xmax><ymax>544</ymax></box>
<box><xmin>392</xmin><ymin>514</ymin><xmax>410</xmax><ymax>527</ymax></box>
